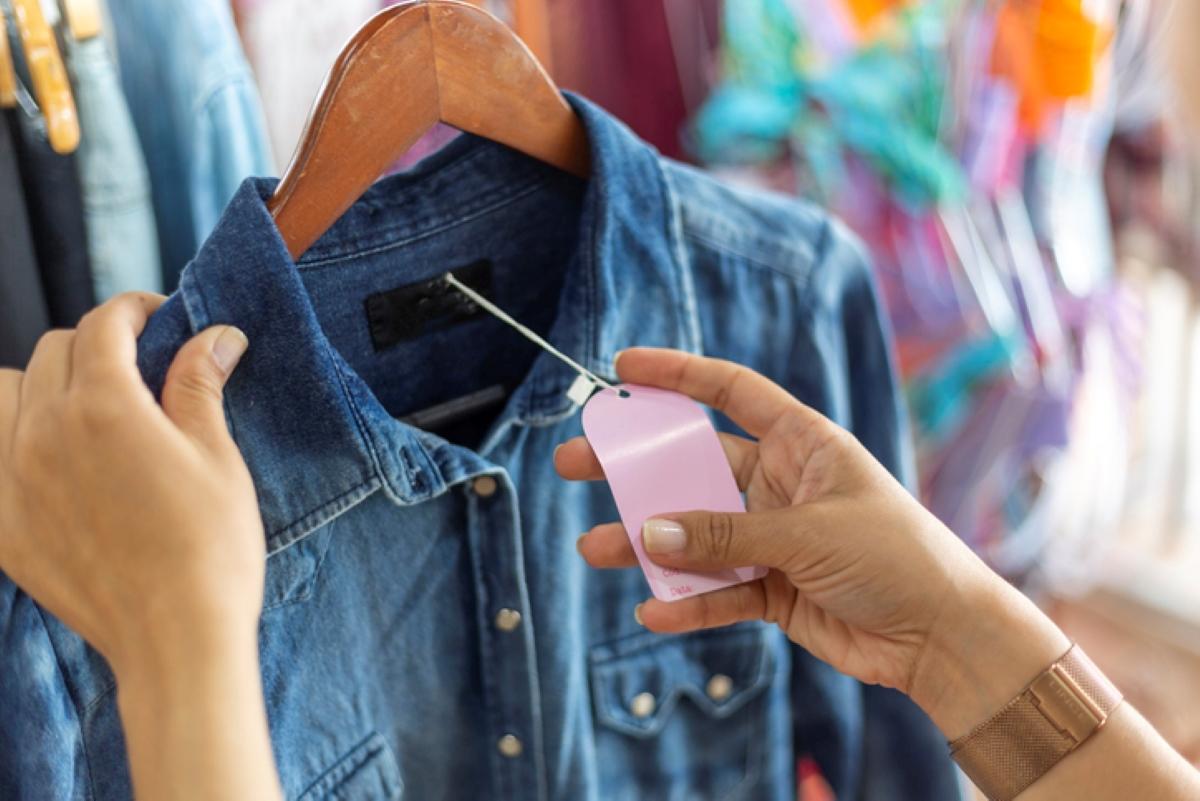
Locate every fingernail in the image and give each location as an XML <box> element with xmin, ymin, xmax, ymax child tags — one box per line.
<box><xmin>634</xmin><ymin>603</ymin><xmax>645</xmax><ymax>626</ymax></box>
<box><xmin>643</xmin><ymin>519</ymin><xmax>686</xmax><ymax>553</ymax></box>
<box><xmin>575</xmin><ymin>533</ymin><xmax>587</xmax><ymax>554</ymax></box>
<box><xmin>212</xmin><ymin>327</ymin><xmax>248</xmax><ymax>374</ymax></box>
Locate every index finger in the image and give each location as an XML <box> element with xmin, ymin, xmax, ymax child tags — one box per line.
<box><xmin>614</xmin><ymin>348</ymin><xmax>817</xmax><ymax>438</ymax></box>
<box><xmin>70</xmin><ymin>292</ymin><xmax>166</xmax><ymax>388</ymax></box>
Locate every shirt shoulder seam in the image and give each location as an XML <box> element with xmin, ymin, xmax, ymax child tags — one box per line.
<box><xmin>681</xmin><ymin>226</ymin><xmax>824</xmax><ymax>288</ymax></box>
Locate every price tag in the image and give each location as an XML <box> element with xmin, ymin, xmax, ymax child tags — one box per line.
<box><xmin>582</xmin><ymin>384</ymin><xmax>767</xmax><ymax>602</ymax></box>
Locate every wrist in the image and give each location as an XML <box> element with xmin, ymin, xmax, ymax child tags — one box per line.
<box><xmin>911</xmin><ymin>564</ymin><xmax>1070</xmax><ymax>740</ymax></box>
<box><xmin>112</xmin><ymin>609</ymin><xmax>260</xmax><ymax>703</ymax></box>
<box><xmin>113</xmin><ymin>610</ymin><xmax>282</xmax><ymax>801</ymax></box>
<box><xmin>106</xmin><ymin>575</ymin><xmax>262</xmax><ymax>681</ymax></box>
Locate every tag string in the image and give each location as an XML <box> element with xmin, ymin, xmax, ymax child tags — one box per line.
<box><xmin>444</xmin><ymin>273</ymin><xmax>622</xmax><ymax>394</ymax></box>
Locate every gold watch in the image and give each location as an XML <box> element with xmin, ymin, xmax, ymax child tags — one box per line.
<box><xmin>949</xmin><ymin>644</ymin><xmax>1123</xmax><ymax>801</ymax></box>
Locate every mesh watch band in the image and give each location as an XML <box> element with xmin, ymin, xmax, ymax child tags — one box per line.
<box><xmin>949</xmin><ymin>644</ymin><xmax>1123</xmax><ymax>801</ymax></box>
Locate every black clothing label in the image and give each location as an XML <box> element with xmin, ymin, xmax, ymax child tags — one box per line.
<box><xmin>364</xmin><ymin>260</ymin><xmax>493</xmax><ymax>352</ymax></box>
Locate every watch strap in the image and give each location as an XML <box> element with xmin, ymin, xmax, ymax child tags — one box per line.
<box><xmin>950</xmin><ymin>644</ymin><xmax>1123</xmax><ymax>801</ymax></box>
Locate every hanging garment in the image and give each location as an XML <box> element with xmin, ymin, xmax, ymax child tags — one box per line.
<box><xmin>65</xmin><ymin>34</ymin><xmax>162</xmax><ymax>300</ymax></box>
<box><xmin>0</xmin><ymin>109</ymin><xmax>51</xmax><ymax>367</ymax></box>
<box><xmin>105</xmin><ymin>0</ymin><xmax>272</xmax><ymax>290</ymax></box>
<box><xmin>5</xmin><ymin>107</ymin><xmax>96</xmax><ymax>328</ymax></box>
<box><xmin>551</xmin><ymin>0</ymin><xmax>696</xmax><ymax>160</ymax></box>
<box><xmin>233</xmin><ymin>0</ymin><xmax>379</xmax><ymax>172</ymax></box>
<box><xmin>690</xmin><ymin>0</ymin><xmax>965</xmax><ymax>209</ymax></box>
<box><xmin>0</xmin><ymin>96</ymin><xmax>952</xmax><ymax>800</ymax></box>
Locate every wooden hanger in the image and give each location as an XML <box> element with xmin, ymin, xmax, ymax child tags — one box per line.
<box><xmin>0</xmin><ymin>6</ymin><xmax>18</xmax><ymax>108</ymax></box>
<box><xmin>9</xmin><ymin>0</ymin><xmax>79</xmax><ymax>153</ymax></box>
<box><xmin>461</xmin><ymin>0</ymin><xmax>551</xmax><ymax>70</ymax></box>
<box><xmin>268</xmin><ymin>0</ymin><xmax>589</xmax><ymax>260</ymax></box>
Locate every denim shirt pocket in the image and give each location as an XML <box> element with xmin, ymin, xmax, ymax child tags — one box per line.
<box><xmin>590</xmin><ymin>625</ymin><xmax>774</xmax><ymax>800</ymax></box>
<box><xmin>262</xmin><ymin>526</ymin><xmax>335</xmax><ymax>613</ymax></box>
<box><xmin>296</xmin><ymin>732</ymin><xmax>403</xmax><ymax>801</ymax></box>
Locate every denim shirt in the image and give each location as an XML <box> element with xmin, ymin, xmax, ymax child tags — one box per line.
<box><xmin>0</xmin><ymin>96</ymin><xmax>954</xmax><ymax>800</ymax></box>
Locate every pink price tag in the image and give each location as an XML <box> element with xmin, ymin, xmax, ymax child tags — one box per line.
<box><xmin>581</xmin><ymin>384</ymin><xmax>767</xmax><ymax>602</ymax></box>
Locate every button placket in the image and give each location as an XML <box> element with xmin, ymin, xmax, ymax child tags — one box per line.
<box><xmin>465</xmin><ymin>472</ymin><xmax>546</xmax><ymax>800</ymax></box>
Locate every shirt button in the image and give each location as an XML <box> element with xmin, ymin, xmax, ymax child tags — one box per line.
<box><xmin>630</xmin><ymin>692</ymin><xmax>657</xmax><ymax>719</ymax></box>
<box><xmin>706</xmin><ymin>674</ymin><xmax>733</xmax><ymax>702</ymax></box>
<box><xmin>497</xmin><ymin>734</ymin><xmax>523</xmax><ymax>758</ymax></box>
<box><xmin>472</xmin><ymin>475</ymin><xmax>498</xmax><ymax>498</ymax></box>
<box><xmin>494</xmin><ymin>608</ymin><xmax>522</xmax><ymax>632</ymax></box>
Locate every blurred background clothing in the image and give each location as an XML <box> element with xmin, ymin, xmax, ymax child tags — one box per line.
<box><xmin>106</xmin><ymin>0</ymin><xmax>272</xmax><ymax>288</ymax></box>
<box><xmin>65</xmin><ymin>32</ymin><xmax>161</xmax><ymax>300</ymax></box>
<box><xmin>6</xmin><ymin>103</ymin><xmax>95</xmax><ymax>327</ymax></box>
<box><xmin>0</xmin><ymin>113</ymin><xmax>50</xmax><ymax>366</ymax></box>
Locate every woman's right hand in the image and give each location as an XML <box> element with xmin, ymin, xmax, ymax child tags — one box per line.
<box><xmin>0</xmin><ymin>293</ymin><xmax>263</xmax><ymax>677</ymax></box>
<box><xmin>555</xmin><ymin>347</ymin><xmax>1069</xmax><ymax>737</ymax></box>
<box><xmin>0</xmin><ymin>292</ymin><xmax>282</xmax><ymax>801</ymax></box>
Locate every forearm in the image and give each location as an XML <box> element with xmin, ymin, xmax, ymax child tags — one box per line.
<box><xmin>1019</xmin><ymin>703</ymin><xmax>1200</xmax><ymax>801</ymax></box>
<box><xmin>913</xmin><ymin>563</ymin><xmax>1200</xmax><ymax>801</ymax></box>
<box><xmin>114</xmin><ymin>619</ymin><xmax>282</xmax><ymax>801</ymax></box>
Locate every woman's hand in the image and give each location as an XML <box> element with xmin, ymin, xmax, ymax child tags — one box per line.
<box><xmin>0</xmin><ymin>293</ymin><xmax>261</xmax><ymax>676</ymax></box>
<box><xmin>556</xmin><ymin>347</ymin><xmax>1068</xmax><ymax>736</ymax></box>
<box><xmin>0</xmin><ymin>292</ymin><xmax>283</xmax><ymax>801</ymax></box>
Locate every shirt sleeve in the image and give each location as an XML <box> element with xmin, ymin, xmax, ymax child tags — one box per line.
<box><xmin>0</xmin><ymin>580</ymin><xmax>90</xmax><ymax>799</ymax></box>
<box><xmin>840</xmin><ymin>241</ymin><xmax>917</xmax><ymax>489</ymax></box>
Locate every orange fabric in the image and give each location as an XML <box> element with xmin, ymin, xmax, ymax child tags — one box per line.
<box><xmin>843</xmin><ymin>0</ymin><xmax>905</xmax><ymax>32</ymax></box>
<box><xmin>989</xmin><ymin>0</ymin><xmax>1112</xmax><ymax>132</ymax></box>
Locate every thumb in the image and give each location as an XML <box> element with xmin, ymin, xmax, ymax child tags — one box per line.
<box><xmin>161</xmin><ymin>326</ymin><xmax>248</xmax><ymax>451</ymax></box>
<box><xmin>641</xmin><ymin>509</ymin><xmax>803</xmax><ymax>571</ymax></box>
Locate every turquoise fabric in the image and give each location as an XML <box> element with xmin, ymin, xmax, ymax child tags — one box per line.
<box><xmin>692</xmin><ymin>0</ymin><xmax>965</xmax><ymax>209</ymax></box>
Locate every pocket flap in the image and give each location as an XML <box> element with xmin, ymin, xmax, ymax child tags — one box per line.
<box><xmin>590</xmin><ymin>625</ymin><xmax>773</xmax><ymax>738</ymax></box>
<box><xmin>297</xmin><ymin>732</ymin><xmax>403</xmax><ymax>800</ymax></box>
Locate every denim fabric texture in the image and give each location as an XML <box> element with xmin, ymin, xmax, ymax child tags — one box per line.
<box><xmin>105</xmin><ymin>0</ymin><xmax>273</xmax><ymax>289</ymax></box>
<box><xmin>0</xmin><ymin>95</ymin><xmax>956</xmax><ymax>800</ymax></box>
<box><xmin>66</xmin><ymin>35</ymin><xmax>162</xmax><ymax>300</ymax></box>
<box><xmin>860</xmin><ymin>684</ymin><xmax>965</xmax><ymax>800</ymax></box>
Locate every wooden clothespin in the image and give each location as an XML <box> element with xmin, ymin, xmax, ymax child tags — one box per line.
<box><xmin>61</xmin><ymin>0</ymin><xmax>103</xmax><ymax>41</ymax></box>
<box><xmin>10</xmin><ymin>0</ymin><xmax>80</xmax><ymax>153</ymax></box>
<box><xmin>0</xmin><ymin>6</ymin><xmax>19</xmax><ymax>108</ymax></box>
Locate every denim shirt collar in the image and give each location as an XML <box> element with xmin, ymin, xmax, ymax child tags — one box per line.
<box><xmin>171</xmin><ymin>94</ymin><xmax>700</xmax><ymax>543</ymax></box>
